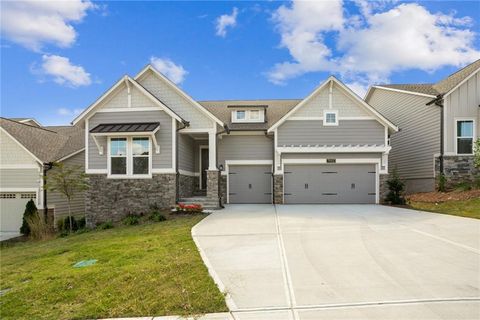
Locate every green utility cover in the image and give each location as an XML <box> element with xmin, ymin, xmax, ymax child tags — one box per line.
<box><xmin>73</xmin><ymin>259</ymin><xmax>97</xmax><ymax>268</ymax></box>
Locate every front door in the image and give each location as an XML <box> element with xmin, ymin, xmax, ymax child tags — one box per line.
<box><xmin>201</xmin><ymin>148</ymin><xmax>209</xmax><ymax>190</ymax></box>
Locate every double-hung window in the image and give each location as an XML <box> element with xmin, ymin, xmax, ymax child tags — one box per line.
<box><xmin>456</xmin><ymin>120</ymin><xmax>474</xmax><ymax>154</ymax></box>
<box><xmin>109</xmin><ymin>137</ymin><xmax>151</xmax><ymax>177</ymax></box>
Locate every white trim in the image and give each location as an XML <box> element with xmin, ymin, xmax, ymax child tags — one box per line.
<box><xmin>208</xmin><ymin>128</ymin><xmax>217</xmax><ymax>171</ymax></box>
<box><xmin>85</xmin><ymin>118</ymin><xmax>89</xmax><ymax>171</ymax></box>
<box><xmin>86</xmin><ymin>169</ymin><xmax>108</xmax><ymax>174</ymax></box>
<box><xmin>443</xmin><ymin>67</ymin><xmax>480</xmax><ymax>98</ymax></box>
<box><xmin>287</xmin><ymin>116</ymin><xmax>375</xmax><ymax>121</ymax></box>
<box><xmin>219</xmin><ymin>131</ymin><xmax>267</xmax><ymax>136</ymax></box>
<box><xmin>454</xmin><ymin>118</ymin><xmax>476</xmax><ymax>155</ymax></box>
<box><xmin>178</xmin><ymin>169</ymin><xmax>199</xmax><ymax>177</ymax></box>
<box><xmin>277</xmin><ymin>146</ymin><xmax>391</xmax><ymax>153</ymax></box>
<box><xmin>0</xmin><ymin>127</ymin><xmax>43</xmax><ymax>165</ymax></box>
<box><xmin>18</xmin><ymin>118</ymin><xmax>42</xmax><ymax>127</ymax></box>
<box><xmin>152</xmin><ymin>168</ymin><xmax>176</xmax><ymax>174</ymax></box>
<box><xmin>268</xmin><ymin>76</ymin><xmax>399</xmax><ymax>133</ymax></box>
<box><xmin>134</xmin><ymin>65</ymin><xmax>224</xmax><ymax>126</ymax></box>
<box><xmin>0</xmin><ymin>164</ymin><xmax>40</xmax><ymax>169</ymax></box>
<box><xmin>368</xmin><ymin>86</ymin><xmax>437</xmax><ymax>99</ymax></box>
<box><xmin>172</xmin><ymin>118</ymin><xmax>176</xmax><ymax>170</ymax></box>
<box><xmin>225</xmin><ymin>160</ymin><xmax>273</xmax><ymax>204</ymax></box>
<box><xmin>281</xmin><ymin>158</ymin><xmax>381</xmax><ymax>204</ymax></box>
<box><xmin>91</xmin><ymin>135</ymin><xmax>104</xmax><ymax>155</ymax></box>
<box><xmin>56</xmin><ymin>148</ymin><xmax>85</xmax><ymax>162</ymax></box>
<box><xmin>95</xmin><ymin>106</ymin><xmax>165</xmax><ymax>113</ymax></box>
<box><xmin>231</xmin><ymin>109</ymin><xmax>265</xmax><ymax>123</ymax></box>
<box><xmin>179</xmin><ymin>128</ymin><xmax>213</xmax><ymax>133</ymax></box>
<box><xmin>199</xmin><ymin>145</ymin><xmax>209</xmax><ymax>189</ymax></box>
<box><xmin>323</xmin><ymin>110</ymin><xmax>338</xmax><ymax>126</ymax></box>
<box><xmin>0</xmin><ymin>187</ymin><xmax>39</xmax><ymax>192</ymax></box>
<box><xmin>107</xmin><ymin>136</ymin><xmax>153</xmax><ymax>179</ymax></box>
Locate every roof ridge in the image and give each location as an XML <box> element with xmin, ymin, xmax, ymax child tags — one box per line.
<box><xmin>198</xmin><ymin>98</ymin><xmax>302</xmax><ymax>102</ymax></box>
<box><xmin>1</xmin><ymin>117</ymin><xmax>57</xmax><ymax>133</ymax></box>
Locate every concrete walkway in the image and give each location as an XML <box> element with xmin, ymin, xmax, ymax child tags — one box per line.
<box><xmin>192</xmin><ymin>204</ymin><xmax>480</xmax><ymax>319</ymax></box>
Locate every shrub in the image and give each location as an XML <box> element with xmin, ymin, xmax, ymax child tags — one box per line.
<box><xmin>20</xmin><ymin>199</ymin><xmax>38</xmax><ymax>236</ymax></box>
<box><xmin>385</xmin><ymin>169</ymin><xmax>406</xmax><ymax>205</ymax></box>
<box><xmin>63</xmin><ymin>216</ymin><xmax>78</xmax><ymax>232</ymax></box>
<box><xmin>122</xmin><ymin>214</ymin><xmax>140</xmax><ymax>225</ymax></box>
<box><xmin>26</xmin><ymin>211</ymin><xmax>51</xmax><ymax>240</ymax></box>
<box><xmin>97</xmin><ymin>221</ymin><xmax>113</xmax><ymax>230</ymax></box>
<box><xmin>77</xmin><ymin>217</ymin><xmax>86</xmax><ymax>229</ymax></box>
<box><xmin>175</xmin><ymin>203</ymin><xmax>204</xmax><ymax>214</ymax></box>
<box><xmin>454</xmin><ymin>181</ymin><xmax>472</xmax><ymax>192</ymax></box>
<box><xmin>438</xmin><ymin>173</ymin><xmax>447</xmax><ymax>192</ymax></box>
<box><xmin>149</xmin><ymin>210</ymin><xmax>167</xmax><ymax>222</ymax></box>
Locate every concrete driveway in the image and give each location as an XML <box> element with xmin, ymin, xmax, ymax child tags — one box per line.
<box><xmin>192</xmin><ymin>205</ymin><xmax>480</xmax><ymax>320</ymax></box>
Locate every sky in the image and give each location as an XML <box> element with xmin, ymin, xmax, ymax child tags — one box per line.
<box><xmin>1</xmin><ymin>0</ymin><xmax>479</xmax><ymax>125</ymax></box>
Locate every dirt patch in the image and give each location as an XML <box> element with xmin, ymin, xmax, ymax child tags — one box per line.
<box><xmin>407</xmin><ymin>189</ymin><xmax>480</xmax><ymax>203</ymax></box>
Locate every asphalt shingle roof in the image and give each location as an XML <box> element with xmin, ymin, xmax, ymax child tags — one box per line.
<box><xmin>379</xmin><ymin>84</ymin><xmax>438</xmax><ymax>96</ymax></box>
<box><xmin>1</xmin><ymin>118</ymin><xmax>84</xmax><ymax>163</ymax></box>
<box><xmin>199</xmin><ymin>99</ymin><xmax>301</xmax><ymax>130</ymax></box>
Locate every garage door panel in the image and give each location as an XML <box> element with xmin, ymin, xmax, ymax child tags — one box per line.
<box><xmin>284</xmin><ymin>164</ymin><xmax>376</xmax><ymax>204</ymax></box>
<box><xmin>0</xmin><ymin>192</ymin><xmax>35</xmax><ymax>233</ymax></box>
<box><xmin>229</xmin><ymin>165</ymin><xmax>272</xmax><ymax>204</ymax></box>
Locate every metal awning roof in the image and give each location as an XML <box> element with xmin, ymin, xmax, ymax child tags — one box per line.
<box><xmin>90</xmin><ymin>122</ymin><xmax>160</xmax><ymax>134</ymax></box>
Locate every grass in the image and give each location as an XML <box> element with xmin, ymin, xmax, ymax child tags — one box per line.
<box><xmin>0</xmin><ymin>215</ymin><xmax>227</xmax><ymax>320</ymax></box>
<box><xmin>409</xmin><ymin>198</ymin><xmax>480</xmax><ymax>219</ymax></box>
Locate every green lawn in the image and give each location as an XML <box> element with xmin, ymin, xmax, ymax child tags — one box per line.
<box><xmin>0</xmin><ymin>215</ymin><xmax>227</xmax><ymax>320</ymax></box>
<box><xmin>409</xmin><ymin>198</ymin><xmax>480</xmax><ymax>219</ymax></box>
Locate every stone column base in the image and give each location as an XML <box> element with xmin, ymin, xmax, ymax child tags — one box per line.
<box><xmin>206</xmin><ymin>170</ymin><xmax>220</xmax><ymax>208</ymax></box>
<box><xmin>379</xmin><ymin>174</ymin><xmax>389</xmax><ymax>204</ymax></box>
<box><xmin>273</xmin><ymin>174</ymin><xmax>284</xmax><ymax>204</ymax></box>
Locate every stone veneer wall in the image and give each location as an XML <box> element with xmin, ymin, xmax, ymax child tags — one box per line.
<box><xmin>206</xmin><ymin>170</ymin><xmax>220</xmax><ymax>208</ymax></box>
<box><xmin>435</xmin><ymin>155</ymin><xmax>479</xmax><ymax>189</ymax></box>
<box><xmin>379</xmin><ymin>174</ymin><xmax>389</xmax><ymax>204</ymax></box>
<box><xmin>85</xmin><ymin>174</ymin><xmax>176</xmax><ymax>227</ymax></box>
<box><xmin>219</xmin><ymin>174</ymin><xmax>227</xmax><ymax>205</ymax></box>
<box><xmin>273</xmin><ymin>175</ymin><xmax>284</xmax><ymax>204</ymax></box>
<box><xmin>178</xmin><ymin>174</ymin><xmax>195</xmax><ymax>199</ymax></box>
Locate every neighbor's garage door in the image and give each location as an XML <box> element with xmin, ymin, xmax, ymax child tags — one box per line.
<box><xmin>284</xmin><ymin>164</ymin><xmax>376</xmax><ymax>204</ymax></box>
<box><xmin>229</xmin><ymin>165</ymin><xmax>272</xmax><ymax>204</ymax></box>
<box><xmin>0</xmin><ymin>192</ymin><xmax>36</xmax><ymax>233</ymax></box>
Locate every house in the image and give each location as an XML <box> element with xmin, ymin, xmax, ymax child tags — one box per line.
<box><xmin>365</xmin><ymin>60</ymin><xmax>480</xmax><ymax>193</ymax></box>
<box><xmin>72</xmin><ymin>65</ymin><xmax>397</xmax><ymax>226</ymax></box>
<box><xmin>0</xmin><ymin>118</ymin><xmax>85</xmax><ymax>238</ymax></box>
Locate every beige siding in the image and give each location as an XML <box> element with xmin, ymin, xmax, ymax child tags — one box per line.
<box><xmin>88</xmin><ymin>111</ymin><xmax>173</xmax><ymax>170</ymax></box>
<box><xmin>137</xmin><ymin>71</ymin><xmax>213</xmax><ymax>129</ymax></box>
<box><xmin>0</xmin><ymin>168</ymin><xmax>40</xmax><ymax>189</ymax></box>
<box><xmin>178</xmin><ymin>134</ymin><xmax>195</xmax><ymax>172</ymax></box>
<box><xmin>444</xmin><ymin>71</ymin><xmax>480</xmax><ymax>153</ymax></box>
<box><xmin>96</xmin><ymin>83</ymin><xmax>153</xmax><ymax>110</ymax></box>
<box><xmin>278</xmin><ymin>120</ymin><xmax>385</xmax><ymax>146</ymax></box>
<box><xmin>218</xmin><ymin>135</ymin><xmax>273</xmax><ymax>167</ymax></box>
<box><xmin>0</xmin><ymin>130</ymin><xmax>38</xmax><ymax>166</ymax></box>
<box><xmin>294</xmin><ymin>83</ymin><xmax>370</xmax><ymax>117</ymax></box>
<box><xmin>48</xmin><ymin>151</ymin><xmax>85</xmax><ymax>221</ymax></box>
<box><xmin>367</xmin><ymin>88</ymin><xmax>440</xmax><ymax>185</ymax></box>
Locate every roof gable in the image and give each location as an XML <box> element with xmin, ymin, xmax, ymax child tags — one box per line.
<box><xmin>433</xmin><ymin>59</ymin><xmax>480</xmax><ymax>95</ymax></box>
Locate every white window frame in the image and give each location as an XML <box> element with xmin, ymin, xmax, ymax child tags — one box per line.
<box><xmin>323</xmin><ymin>110</ymin><xmax>338</xmax><ymax>126</ymax></box>
<box><xmin>107</xmin><ymin>136</ymin><xmax>152</xmax><ymax>178</ymax></box>
<box><xmin>232</xmin><ymin>109</ymin><xmax>265</xmax><ymax>123</ymax></box>
<box><xmin>454</xmin><ymin>118</ymin><xmax>475</xmax><ymax>155</ymax></box>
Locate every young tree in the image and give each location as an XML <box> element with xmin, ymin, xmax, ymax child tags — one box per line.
<box><xmin>44</xmin><ymin>163</ymin><xmax>88</xmax><ymax>233</ymax></box>
<box><xmin>385</xmin><ymin>168</ymin><xmax>406</xmax><ymax>205</ymax></box>
<box><xmin>474</xmin><ymin>139</ymin><xmax>480</xmax><ymax>168</ymax></box>
<box><xmin>20</xmin><ymin>199</ymin><xmax>38</xmax><ymax>236</ymax></box>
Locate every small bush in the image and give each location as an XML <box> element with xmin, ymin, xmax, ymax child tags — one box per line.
<box><xmin>97</xmin><ymin>221</ymin><xmax>113</xmax><ymax>230</ymax></box>
<box><xmin>20</xmin><ymin>199</ymin><xmax>38</xmax><ymax>236</ymax></box>
<box><xmin>385</xmin><ymin>169</ymin><xmax>406</xmax><ymax>205</ymax></box>
<box><xmin>438</xmin><ymin>173</ymin><xmax>447</xmax><ymax>192</ymax></box>
<box><xmin>122</xmin><ymin>214</ymin><xmax>140</xmax><ymax>225</ymax></box>
<box><xmin>473</xmin><ymin>176</ymin><xmax>480</xmax><ymax>189</ymax></box>
<box><xmin>454</xmin><ymin>181</ymin><xmax>472</xmax><ymax>192</ymax></box>
<box><xmin>149</xmin><ymin>210</ymin><xmax>167</xmax><ymax>222</ymax></box>
<box><xmin>26</xmin><ymin>212</ymin><xmax>51</xmax><ymax>240</ymax></box>
<box><xmin>175</xmin><ymin>203</ymin><xmax>204</xmax><ymax>214</ymax></box>
<box><xmin>77</xmin><ymin>217</ymin><xmax>86</xmax><ymax>229</ymax></box>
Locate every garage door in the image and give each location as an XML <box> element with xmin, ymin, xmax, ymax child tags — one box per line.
<box><xmin>284</xmin><ymin>164</ymin><xmax>376</xmax><ymax>204</ymax></box>
<box><xmin>228</xmin><ymin>165</ymin><xmax>272</xmax><ymax>204</ymax></box>
<box><xmin>0</xmin><ymin>192</ymin><xmax>36</xmax><ymax>233</ymax></box>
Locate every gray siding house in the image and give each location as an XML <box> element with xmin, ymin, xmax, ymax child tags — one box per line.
<box><xmin>0</xmin><ymin>118</ymin><xmax>85</xmax><ymax>237</ymax></box>
<box><xmin>366</xmin><ymin>60</ymin><xmax>480</xmax><ymax>193</ymax></box>
<box><xmin>72</xmin><ymin>66</ymin><xmax>397</xmax><ymax>226</ymax></box>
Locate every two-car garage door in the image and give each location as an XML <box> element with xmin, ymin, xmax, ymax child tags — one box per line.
<box><xmin>284</xmin><ymin>164</ymin><xmax>376</xmax><ymax>204</ymax></box>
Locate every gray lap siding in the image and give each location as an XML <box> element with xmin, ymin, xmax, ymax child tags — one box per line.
<box><xmin>217</xmin><ymin>135</ymin><xmax>273</xmax><ymax>168</ymax></box>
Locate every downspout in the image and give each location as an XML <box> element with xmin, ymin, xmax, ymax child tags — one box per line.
<box><xmin>176</xmin><ymin>120</ymin><xmax>190</xmax><ymax>203</ymax></box>
<box><xmin>215</xmin><ymin>124</ymin><xmax>230</xmax><ymax>208</ymax></box>
<box><xmin>42</xmin><ymin>162</ymin><xmax>53</xmax><ymax>223</ymax></box>
<box><xmin>426</xmin><ymin>94</ymin><xmax>445</xmax><ymax>175</ymax></box>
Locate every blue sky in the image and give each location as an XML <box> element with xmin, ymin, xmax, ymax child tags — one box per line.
<box><xmin>1</xmin><ymin>0</ymin><xmax>479</xmax><ymax>125</ymax></box>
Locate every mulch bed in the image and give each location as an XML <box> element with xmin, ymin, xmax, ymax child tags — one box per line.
<box><xmin>406</xmin><ymin>189</ymin><xmax>480</xmax><ymax>203</ymax></box>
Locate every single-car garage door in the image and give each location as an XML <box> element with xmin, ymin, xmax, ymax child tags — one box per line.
<box><xmin>284</xmin><ymin>164</ymin><xmax>376</xmax><ymax>204</ymax></box>
<box><xmin>0</xmin><ymin>192</ymin><xmax>36</xmax><ymax>233</ymax></box>
<box><xmin>228</xmin><ymin>165</ymin><xmax>272</xmax><ymax>204</ymax></box>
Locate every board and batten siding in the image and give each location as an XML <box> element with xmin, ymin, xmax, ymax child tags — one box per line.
<box><xmin>137</xmin><ymin>71</ymin><xmax>213</xmax><ymax>129</ymax></box>
<box><xmin>178</xmin><ymin>134</ymin><xmax>195</xmax><ymax>172</ymax></box>
<box><xmin>444</xmin><ymin>71</ymin><xmax>480</xmax><ymax>154</ymax></box>
<box><xmin>217</xmin><ymin>135</ymin><xmax>273</xmax><ymax>167</ymax></box>
<box><xmin>293</xmin><ymin>83</ymin><xmax>371</xmax><ymax>117</ymax></box>
<box><xmin>277</xmin><ymin>120</ymin><xmax>385</xmax><ymax>146</ymax></box>
<box><xmin>367</xmin><ymin>88</ymin><xmax>440</xmax><ymax>192</ymax></box>
<box><xmin>87</xmin><ymin>110</ymin><xmax>172</xmax><ymax>170</ymax></box>
<box><xmin>47</xmin><ymin>151</ymin><xmax>85</xmax><ymax>221</ymax></box>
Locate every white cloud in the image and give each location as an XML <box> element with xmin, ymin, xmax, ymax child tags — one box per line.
<box><xmin>40</xmin><ymin>55</ymin><xmax>91</xmax><ymax>87</ymax></box>
<box><xmin>150</xmin><ymin>56</ymin><xmax>188</xmax><ymax>84</ymax></box>
<box><xmin>215</xmin><ymin>7</ymin><xmax>239</xmax><ymax>37</ymax></box>
<box><xmin>57</xmin><ymin>107</ymin><xmax>82</xmax><ymax>116</ymax></box>
<box><xmin>268</xmin><ymin>1</ymin><xmax>480</xmax><ymax>90</ymax></box>
<box><xmin>0</xmin><ymin>0</ymin><xmax>95</xmax><ymax>51</ymax></box>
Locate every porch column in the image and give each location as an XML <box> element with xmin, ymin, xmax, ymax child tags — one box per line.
<box><xmin>208</xmin><ymin>129</ymin><xmax>217</xmax><ymax>170</ymax></box>
<box><xmin>206</xmin><ymin>128</ymin><xmax>220</xmax><ymax>207</ymax></box>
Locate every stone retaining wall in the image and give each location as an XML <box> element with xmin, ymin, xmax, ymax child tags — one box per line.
<box><xmin>435</xmin><ymin>155</ymin><xmax>479</xmax><ymax>189</ymax></box>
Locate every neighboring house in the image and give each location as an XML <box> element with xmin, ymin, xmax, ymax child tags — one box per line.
<box><xmin>0</xmin><ymin>118</ymin><xmax>85</xmax><ymax>237</ymax></box>
<box><xmin>72</xmin><ymin>65</ymin><xmax>397</xmax><ymax>226</ymax></box>
<box><xmin>366</xmin><ymin>60</ymin><xmax>480</xmax><ymax>193</ymax></box>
